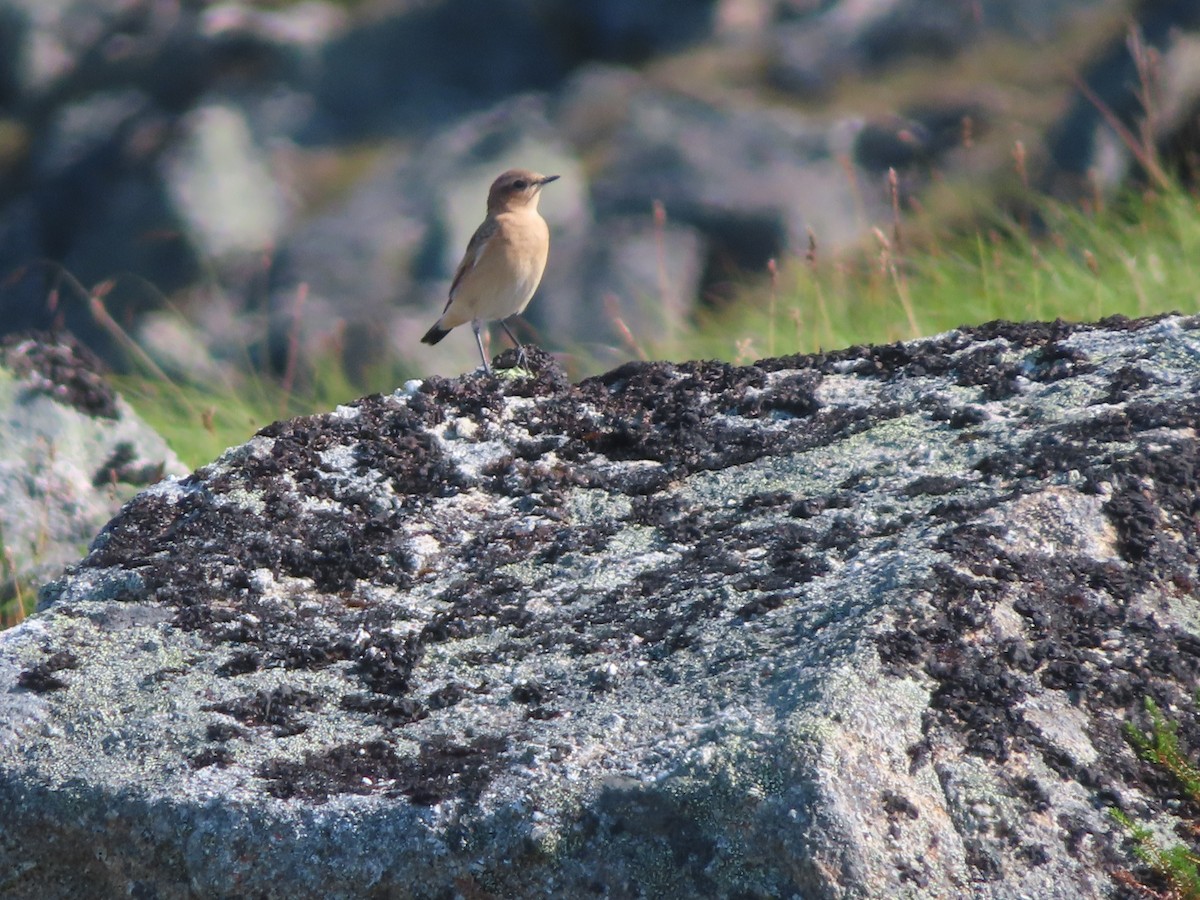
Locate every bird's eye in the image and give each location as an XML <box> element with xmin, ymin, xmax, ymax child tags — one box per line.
<box><xmin>513</xmin><ymin>179</ymin><xmax>528</xmax><ymax>190</ymax></box>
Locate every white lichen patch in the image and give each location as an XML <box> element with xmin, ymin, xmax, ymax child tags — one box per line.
<box><xmin>995</xmin><ymin>486</ymin><xmax>1121</xmax><ymax>560</ymax></box>
<box><xmin>1019</xmin><ymin>691</ymin><xmax>1099</xmax><ymax>767</ymax></box>
<box><xmin>213</xmin><ymin>484</ymin><xmax>267</xmax><ymax>515</ymax></box>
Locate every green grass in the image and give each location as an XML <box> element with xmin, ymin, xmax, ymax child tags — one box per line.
<box><xmin>664</xmin><ymin>183</ymin><xmax>1200</xmax><ymax>364</ymax></box>
<box><xmin>0</xmin><ymin>528</ymin><xmax>36</xmax><ymax>629</ymax></box>
<box><xmin>1112</xmin><ymin>697</ymin><xmax>1200</xmax><ymax>899</ymax></box>
<box><xmin>108</xmin><ymin>352</ymin><xmax>404</xmax><ymax>471</ymax></box>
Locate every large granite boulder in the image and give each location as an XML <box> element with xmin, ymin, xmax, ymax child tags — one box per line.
<box><xmin>2</xmin><ymin>315</ymin><xmax>1198</xmax><ymax>897</ymax></box>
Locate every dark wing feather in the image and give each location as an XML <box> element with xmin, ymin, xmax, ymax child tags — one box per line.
<box><xmin>443</xmin><ymin>218</ymin><xmax>499</xmax><ymax>311</ymax></box>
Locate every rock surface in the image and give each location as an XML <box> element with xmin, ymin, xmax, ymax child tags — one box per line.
<box><xmin>3</xmin><ymin>315</ymin><xmax>1200</xmax><ymax>898</ymax></box>
<box><xmin>0</xmin><ymin>332</ymin><xmax>186</xmax><ymax>598</ymax></box>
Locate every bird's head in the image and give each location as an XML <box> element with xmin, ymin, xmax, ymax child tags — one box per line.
<box><xmin>487</xmin><ymin>169</ymin><xmax>559</xmax><ymax>213</ymax></box>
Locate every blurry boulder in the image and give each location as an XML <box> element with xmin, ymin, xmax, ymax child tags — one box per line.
<box><xmin>306</xmin><ymin>0</ymin><xmax>568</xmax><ymax>141</ymax></box>
<box><xmin>0</xmin><ymin>87</ymin><xmax>200</xmax><ymax>355</ymax></box>
<box><xmin>303</xmin><ymin>0</ymin><xmax>731</xmax><ymax>143</ymax></box>
<box><xmin>134</xmin><ymin>308</ymin><xmax>232</xmax><ymax>386</ymax></box>
<box><xmin>852</xmin><ymin>104</ymin><xmax>987</xmax><ymax>174</ymax></box>
<box><xmin>1160</xmin><ymin>44</ymin><xmax>1200</xmax><ymax>186</ymax></box>
<box><xmin>1045</xmin><ymin>0</ymin><xmax>1200</xmax><ymax>198</ymax></box>
<box><xmin>0</xmin><ymin>331</ymin><xmax>186</xmax><ymax>598</ymax></box>
<box><xmin>767</xmin><ymin>0</ymin><xmax>899</xmax><ymax>97</ymax></box>
<box><xmin>538</xmin><ymin>0</ymin><xmax>719</xmax><ymax>63</ymax></box>
<box><xmin>854</xmin><ymin>0</ymin><xmax>1110</xmax><ymax>67</ymax></box>
<box><xmin>768</xmin><ymin>0</ymin><xmax>1127</xmax><ymax>97</ymax></box>
<box><xmin>1</xmin><ymin>0</ymin><xmax>170</xmax><ymax>100</ymax></box>
<box><xmin>587</xmin><ymin>86</ymin><xmax>883</xmax><ymax>301</ymax></box>
<box><xmin>263</xmin><ymin>151</ymin><xmax>429</xmax><ymax>381</ymax></box>
<box><xmin>0</xmin><ymin>0</ymin><xmax>323</xmax><ymax>359</ymax></box>
<box><xmin>540</xmin><ymin>213</ymin><xmax>708</xmax><ymax>366</ymax></box>
<box><xmin>0</xmin><ymin>0</ymin><xmax>280</xmax><ymax>123</ymax></box>
<box><xmin>161</xmin><ymin>102</ymin><xmax>287</xmax><ymax>263</ymax></box>
<box><xmin>553</xmin><ymin>63</ymin><xmax>642</xmax><ymax>150</ymax></box>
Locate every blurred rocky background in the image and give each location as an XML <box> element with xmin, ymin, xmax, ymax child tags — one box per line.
<box><xmin>0</xmin><ymin>0</ymin><xmax>1198</xmax><ymax>380</ymax></box>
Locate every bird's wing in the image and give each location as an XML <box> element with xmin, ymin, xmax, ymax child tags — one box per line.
<box><xmin>443</xmin><ymin>218</ymin><xmax>499</xmax><ymax>311</ymax></box>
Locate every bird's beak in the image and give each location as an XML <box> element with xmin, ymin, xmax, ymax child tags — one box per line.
<box><xmin>539</xmin><ymin>175</ymin><xmax>560</xmax><ymax>186</ymax></box>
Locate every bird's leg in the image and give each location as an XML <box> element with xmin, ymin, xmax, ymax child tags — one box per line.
<box><xmin>500</xmin><ymin>319</ymin><xmax>527</xmax><ymax>369</ymax></box>
<box><xmin>472</xmin><ymin>320</ymin><xmax>492</xmax><ymax>375</ymax></box>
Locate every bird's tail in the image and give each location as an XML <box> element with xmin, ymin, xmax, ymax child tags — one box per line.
<box><xmin>421</xmin><ymin>323</ymin><xmax>450</xmax><ymax>345</ymax></box>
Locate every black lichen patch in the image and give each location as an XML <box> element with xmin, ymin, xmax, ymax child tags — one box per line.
<box><xmin>902</xmin><ymin>475</ymin><xmax>971</xmax><ymax>497</ymax></box>
<box><xmin>788</xmin><ymin>493</ymin><xmax>853</xmax><ymax>519</ymax></box>
<box><xmin>556</xmin><ymin>364</ymin><xmax>869</xmax><ymax>485</ymax></box>
<box><xmin>510</xmin><ymin>679</ymin><xmax>549</xmax><ymax>705</ymax></box>
<box><xmin>426</xmin><ymin>682</ymin><xmax>467</xmax><ymax>710</ymax></box>
<box><xmin>215</xmin><ymin>651</ymin><xmax>261</xmax><ymax>677</ymax></box>
<box><xmin>206</xmin><ymin>687</ymin><xmax>323</xmax><ymax>737</ymax></box>
<box><xmin>16</xmin><ymin>649</ymin><xmax>79</xmax><ymax>692</ymax></box>
<box><xmin>278</xmin><ymin>509</ymin><xmax>400</xmax><ymax>593</ymax></box>
<box><xmin>972</xmin><ymin>407</ymin><xmax>1138</xmax><ymax>484</ymax></box>
<box><xmin>946</xmin><ymin>344</ymin><xmax>1024</xmax><ymax>400</ymax></box>
<box><xmin>537</xmin><ymin>519</ymin><xmax>618</xmax><ymax>564</ymax></box>
<box><xmin>959</xmin><ymin>318</ymin><xmax>1087</xmax><ymax>348</ymax></box>
<box><xmin>340</xmin><ymin>693</ymin><xmax>427</xmax><ymax>727</ymax></box>
<box><xmin>17</xmin><ymin>649</ymin><xmax>76</xmax><ymax>691</ymax></box>
<box><xmin>1026</xmin><ymin>340</ymin><xmax>1094</xmax><ymax>383</ymax></box>
<box><xmin>1102</xmin><ymin>365</ymin><xmax>1154</xmax><ymax>404</ymax></box>
<box><xmin>567</xmin><ymin>360</ymin><xmax>773</xmax><ymax>471</ymax></box>
<box><xmin>738</xmin><ymin>371</ymin><xmax>822</xmax><ymax>419</ymax></box>
<box><xmin>511</xmin><ymin>679</ymin><xmax>560</xmax><ymax>720</ymax></box>
<box><xmin>879</xmin><ymin>429</ymin><xmax>1200</xmax><ymax>862</ymax></box>
<box><xmin>260</xmin><ymin>734</ymin><xmax>508</xmax><ymax>805</ymax></box>
<box><xmin>944</xmin><ymin>405</ymin><xmax>989</xmax><ymax>429</ymax></box>
<box><xmin>189</xmin><ymin>746</ymin><xmax>235</xmax><ymax>769</ymax></box>
<box><xmin>1</xmin><ymin>330</ymin><xmax>119</xmax><ymax>419</ymax></box>
<box><xmin>350</xmin><ymin>631</ymin><xmax>422</xmax><ymax>695</ymax></box>
<box><xmin>1011</xmin><ymin>775</ymin><xmax>1051</xmax><ymax>813</ymax></box>
<box><xmin>206</xmin><ymin>721</ymin><xmax>248</xmax><ymax>742</ymax></box>
<box><xmin>740</xmin><ymin>490</ymin><xmax>796</xmax><ymax>511</ymax></box>
<box><xmin>882</xmin><ymin>790</ymin><xmax>921</xmax><ymax>845</ymax></box>
<box><xmin>479</xmin><ymin>455</ymin><xmax>585</xmax><ymax>500</ymax></box>
<box><xmin>423</xmin><ymin>573</ymin><xmax>533</xmax><ymax>643</ymax></box>
<box><xmin>260</xmin><ymin>740</ymin><xmax>400</xmax><ymax>801</ymax></box>
<box><xmin>347</xmin><ymin>407</ymin><xmax>464</xmax><ymax>499</ymax></box>
<box><xmin>759</xmin><ymin>317</ymin><xmax>1164</xmax><ymax>392</ymax></box>
<box><xmin>735</xmin><ymin>593</ymin><xmax>787</xmax><ymax>619</ymax></box>
<box><xmin>964</xmin><ymin>839</ymin><xmax>1003</xmax><ymax>880</ymax></box>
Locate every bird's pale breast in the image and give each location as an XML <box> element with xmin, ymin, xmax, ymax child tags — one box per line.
<box><xmin>441</xmin><ymin>209</ymin><xmax>550</xmax><ymax>329</ymax></box>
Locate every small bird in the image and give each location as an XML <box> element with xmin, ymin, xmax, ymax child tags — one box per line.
<box><xmin>421</xmin><ymin>168</ymin><xmax>559</xmax><ymax>374</ymax></box>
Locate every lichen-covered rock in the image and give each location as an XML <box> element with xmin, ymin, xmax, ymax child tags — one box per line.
<box><xmin>3</xmin><ymin>316</ymin><xmax>1200</xmax><ymax>898</ymax></box>
<box><xmin>0</xmin><ymin>332</ymin><xmax>187</xmax><ymax>597</ymax></box>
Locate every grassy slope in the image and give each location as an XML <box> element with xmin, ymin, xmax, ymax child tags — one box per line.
<box><xmin>671</xmin><ymin>185</ymin><xmax>1200</xmax><ymax>364</ymax></box>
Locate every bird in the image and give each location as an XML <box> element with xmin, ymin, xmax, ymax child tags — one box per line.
<box><xmin>421</xmin><ymin>168</ymin><xmax>559</xmax><ymax>374</ymax></box>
